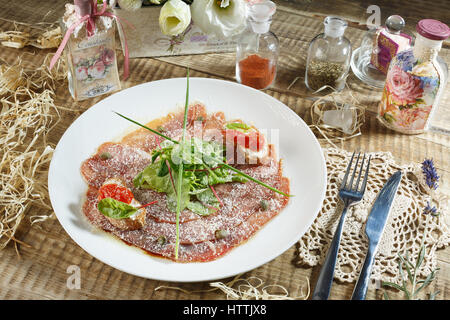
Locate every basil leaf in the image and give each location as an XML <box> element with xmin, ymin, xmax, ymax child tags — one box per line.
<box><xmin>225</xmin><ymin>122</ymin><xmax>252</xmax><ymax>132</ymax></box>
<box><xmin>97</xmin><ymin>198</ymin><xmax>137</xmax><ymax>219</ymax></box>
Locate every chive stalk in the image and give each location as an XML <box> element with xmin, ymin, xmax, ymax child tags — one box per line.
<box><xmin>174</xmin><ymin>69</ymin><xmax>190</xmax><ymax>259</ymax></box>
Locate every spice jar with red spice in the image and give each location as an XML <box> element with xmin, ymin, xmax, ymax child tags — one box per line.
<box><xmin>236</xmin><ymin>0</ymin><xmax>278</xmax><ymax>90</ymax></box>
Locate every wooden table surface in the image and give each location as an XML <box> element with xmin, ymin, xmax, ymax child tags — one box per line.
<box><xmin>0</xmin><ymin>0</ymin><xmax>449</xmax><ymax>300</ymax></box>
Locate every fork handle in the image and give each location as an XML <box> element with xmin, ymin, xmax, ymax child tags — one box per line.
<box><xmin>312</xmin><ymin>205</ymin><xmax>349</xmax><ymax>300</ymax></box>
<box><xmin>351</xmin><ymin>246</ymin><xmax>375</xmax><ymax>300</ymax></box>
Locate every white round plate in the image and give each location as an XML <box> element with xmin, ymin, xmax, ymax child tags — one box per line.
<box><xmin>48</xmin><ymin>78</ymin><xmax>326</xmax><ymax>282</ymax></box>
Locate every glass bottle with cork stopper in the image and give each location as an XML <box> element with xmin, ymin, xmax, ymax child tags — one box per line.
<box><xmin>305</xmin><ymin>16</ymin><xmax>352</xmax><ymax>92</ymax></box>
<box><xmin>378</xmin><ymin>19</ymin><xmax>450</xmax><ymax>134</ymax></box>
<box><xmin>236</xmin><ymin>0</ymin><xmax>278</xmax><ymax>90</ymax></box>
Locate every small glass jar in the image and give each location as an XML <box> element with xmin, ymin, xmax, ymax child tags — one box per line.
<box><xmin>236</xmin><ymin>0</ymin><xmax>279</xmax><ymax>90</ymax></box>
<box><xmin>351</xmin><ymin>15</ymin><xmax>412</xmax><ymax>88</ymax></box>
<box><xmin>378</xmin><ymin>19</ymin><xmax>450</xmax><ymax>134</ymax></box>
<box><xmin>305</xmin><ymin>16</ymin><xmax>352</xmax><ymax>92</ymax></box>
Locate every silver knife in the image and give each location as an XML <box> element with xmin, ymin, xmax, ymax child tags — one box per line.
<box><xmin>351</xmin><ymin>170</ymin><xmax>402</xmax><ymax>300</ymax></box>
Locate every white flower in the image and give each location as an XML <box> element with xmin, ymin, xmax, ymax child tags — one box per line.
<box><xmin>159</xmin><ymin>0</ymin><xmax>191</xmax><ymax>37</ymax></box>
<box><xmin>117</xmin><ymin>0</ymin><xmax>143</xmax><ymax>11</ymax></box>
<box><xmin>191</xmin><ymin>0</ymin><xmax>247</xmax><ymax>38</ymax></box>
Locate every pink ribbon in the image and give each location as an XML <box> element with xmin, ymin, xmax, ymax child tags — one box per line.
<box><xmin>50</xmin><ymin>0</ymin><xmax>132</xmax><ymax>80</ymax></box>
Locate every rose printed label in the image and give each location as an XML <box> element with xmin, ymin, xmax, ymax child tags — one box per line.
<box><xmin>379</xmin><ymin>50</ymin><xmax>440</xmax><ymax>132</ymax></box>
<box><xmin>73</xmin><ymin>46</ymin><xmax>116</xmax><ymax>83</ymax></box>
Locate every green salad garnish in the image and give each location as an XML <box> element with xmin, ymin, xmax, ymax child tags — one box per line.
<box><xmin>114</xmin><ymin>69</ymin><xmax>291</xmax><ymax>260</ymax></box>
<box><xmin>134</xmin><ymin>137</ymin><xmax>248</xmax><ymax>216</ymax></box>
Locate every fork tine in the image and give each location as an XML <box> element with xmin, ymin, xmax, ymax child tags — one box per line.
<box><xmin>354</xmin><ymin>153</ymin><xmax>366</xmax><ymax>191</ymax></box>
<box><xmin>340</xmin><ymin>152</ymin><xmax>355</xmax><ymax>190</ymax></box>
<box><xmin>348</xmin><ymin>152</ymin><xmax>361</xmax><ymax>191</ymax></box>
<box><xmin>359</xmin><ymin>155</ymin><xmax>371</xmax><ymax>193</ymax></box>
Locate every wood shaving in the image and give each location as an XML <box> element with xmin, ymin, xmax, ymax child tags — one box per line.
<box><xmin>0</xmin><ymin>53</ymin><xmax>66</xmax><ymax>250</ymax></box>
<box><xmin>0</xmin><ymin>19</ymin><xmax>61</xmax><ymax>49</ymax></box>
<box><xmin>308</xmin><ymin>85</ymin><xmax>365</xmax><ymax>148</ymax></box>
<box><xmin>155</xmin><ymin>274</ymin><xmax>310</xmax><ymax>300</ymax></box>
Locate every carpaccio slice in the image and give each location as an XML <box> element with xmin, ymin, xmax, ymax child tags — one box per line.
<box><xmin>80</xmin><ymin>104</ymin><xmax>290</xmax><ymax>262</ymax></box>
<box><xmin>120</xmin><ymin>103</ymin><xmax>209</xmax><ymax>152</ymax></box>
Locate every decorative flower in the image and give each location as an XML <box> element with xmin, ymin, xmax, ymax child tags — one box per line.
<box><xmin>75</xmin><ymin>65</ymin><xmax>88</xmax><ymax>81</ymax></box>
<box><xmin>88</xmin><ymin>60</ymin><xmax>106</xmax><ymax>79</ymax></box>
<box><xmin>101</xmin><ymin>48</ymin><xmax>115</xmax><ymax>66</ymax></box>
<box><xmin>411</xmin><ymin>61</ymin><xmax>435</xmax><ymax>78</ymax></box>
<box><xmin>421</xmin><ymin>158</ymin><xmax>439</xmax><ymax>190</ymax></box>
<box><xmin>386</xmin><ymin>66</ymin><xmax>423</xmax><ymax>106</ymax></box>
<box><xmin>390</xmin><ymin>105</ymin><xmax>431</xmax><ymax>130</ymax></box>
<box><xmin>396</xmin><ymin>50</ymin><xmax>415</xmax><ymax>72</ymax></box>
<box><xmin>191</xmin><ymin>0</ymin><xmax>246</xmax><ymax>38</ymax></box>
<box><xmin>159</xmin><ymin>0</ymin><xmax>191</xmax><ymax>37</ymax></box>
<box><xmin>117</xmin><ymin>0</ymin><xmax>143</xmax><ymax>11</ymax></box>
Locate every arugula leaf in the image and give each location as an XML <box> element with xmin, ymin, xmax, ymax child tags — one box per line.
<box><xmin>97</xmin><ymin>198</ymin><xmax>137</xmax><ymax>219</ymax></box>
<box><xmin>133</xmin><ymin>161</ymin><xmax>173</xmax><ymax>193</ymax></box>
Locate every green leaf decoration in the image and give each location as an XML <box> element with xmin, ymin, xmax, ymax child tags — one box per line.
<box><xmin>225</xmin><ymin>122</ymin><xmax>252</xmax><ymax>132</ymax></box>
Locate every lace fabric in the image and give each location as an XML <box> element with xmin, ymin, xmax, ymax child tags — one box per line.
<box><xmin>295</xmin><ymin>148</ymin><xmax>450</xmax><ymax>284</ymax></box>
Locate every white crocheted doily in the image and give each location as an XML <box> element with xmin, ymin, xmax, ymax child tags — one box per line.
<box><xmin>295</xmin><ymin>148</ymin><xmax>450</xmax><ymax>284</ymax></box>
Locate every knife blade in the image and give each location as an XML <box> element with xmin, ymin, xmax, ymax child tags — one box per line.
<box><xmin>351</xmin><ymin>170</ymin><xmax>402</xmax><ymax>300</ymax></box>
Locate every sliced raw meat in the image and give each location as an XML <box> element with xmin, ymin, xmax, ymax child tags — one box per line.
<box><xmin>80</xmin><ymin>142</ymin><xmax>152</xmax><ymax>189</ymax></box>
<box><xmin>120</xmin><ymin>104</ymin><xmax>208</xmax><ymax>152</ymax></box>
<box><xmin>80</xmin><ymin>104</ymin><xmax>291</xmax><ymax>262</ymax></box>
<box><xmin>87</xmin><ymin>157</ymin><xmax>285</xmax><ymax>245</ymax></box>
<box><xmin>82</xmin><ymin>177</ymin><xmax>289</xmax><ymax>262</ymax></box>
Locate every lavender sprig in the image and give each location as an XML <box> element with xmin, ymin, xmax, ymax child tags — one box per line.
<box><xmin>382</xmin><ymin>158</ymin><xmax>441</xmax><ymax>300</ymax></box>
<box><xmin>421</xmin><ymin>159</ymin><xmax>439</xmax><ymax>190</ymax></box>
<box><xmin>423</xmin><ymin>201</ymin><xmax>439</xmax><ymax>217</ymax></box>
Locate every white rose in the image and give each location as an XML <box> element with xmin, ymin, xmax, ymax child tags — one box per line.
<box><xmin>159</xmin><ymin>0</ymin><xmax>191</xmax><ymax>37</ymax></box>
<box><xmin>191</xmin><ymin>0</ymin><xmax>247</xmax><ymax>38</ymax></box>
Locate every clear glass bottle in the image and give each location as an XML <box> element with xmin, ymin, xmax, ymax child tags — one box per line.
<box><xmin>378</xmin><ymin>19</ymin><xmax>450</xmax><ymax>134</ymax></box>
<box><xmin>305</xmin><ymin>16</ymin><xmax>352</xmax><ymax>92</ymax></box>
<box><xmin>351</xmin><ymin>15</ymin><xmax>412</xmax><ymax>88</ymax></box>
<box><xmin>63</xmin><ymin>0</ymin><xmax>121</xmax><ymax>101</ymax></box>
<box><xmin>236</xmin><ymin>0</ymin><xmax>278</xmax><ymax>90</ymax></box>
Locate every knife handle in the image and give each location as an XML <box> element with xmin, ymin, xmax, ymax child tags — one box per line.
<box><xmin>351</xmin><ymin>246</ymin><xmax>375</xmax><ymax>300</ymax></box>
<box><xmin>312</xmin><ymin>206</ymin><xmax>349</xmax><ymax>300</ymax></box>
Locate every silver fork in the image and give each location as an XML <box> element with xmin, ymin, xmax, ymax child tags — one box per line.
<box><xmin>312</xmin><ymin>152</ymin><xmax>371</xmax><ymax>300</ymax></box>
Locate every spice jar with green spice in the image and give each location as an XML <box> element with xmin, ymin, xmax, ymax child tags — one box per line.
<box><xmin>305</xmin><ymin>16</ymin><xmax>352</xmax><ymax>92</ymax></box>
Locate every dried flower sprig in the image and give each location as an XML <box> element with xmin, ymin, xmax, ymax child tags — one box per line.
<box><xmin>421</xmin><ymin>158</ymin><xmax>439</xmax><ymax>190</ymax></box>
<box><xmin>423</xmin><ymin>201</ymin><xmax>439</xmax><ymax>217</ymax></box>
<box><xmin>382</xmin><ymin>159</ymin><xmax>441</xmax><ymax>300</ymax></box>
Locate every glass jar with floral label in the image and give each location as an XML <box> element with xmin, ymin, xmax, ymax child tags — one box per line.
<box><xmin>62</xmin><ymin>0</ymin><xmax>121</xmax><ymax>101</ymax></box>
<box><xmin>378</xmin><ymin>19</ymin><xmax>450</xmax><ymax>134</ymax></box>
